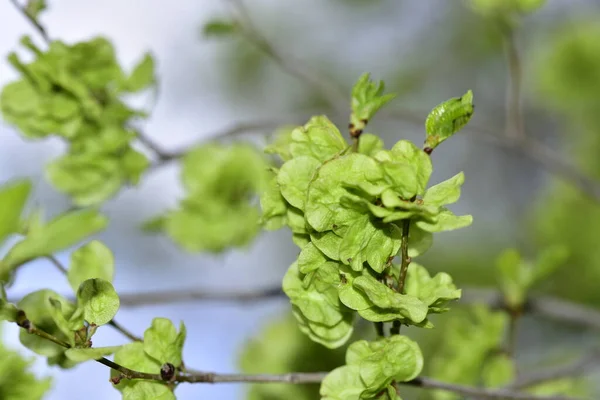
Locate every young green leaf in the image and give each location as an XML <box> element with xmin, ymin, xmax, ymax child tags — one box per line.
<box><xmin>121</xmin><ymin>381</ymin><xmax>176</xmax><ymax>400</ymax></box>
<box><xmin>76</xmin><ymin>278</ymin><xmax>120</xmax><ymax>326</ymax></box>
<box><xmin>0</xmin><ymin>285</ymin><xmax>19</xmax><ymax>322</ymax></box>
<box><xmin>121</xmin><ymin>52</ymin><xmax>156</xmax><ymax>92</ymax></box>
<box><xmin>403</xmin><ymin>263</ymin><xmax>461</xmax><ymax>314</ymax></box>
<box><xmin>143</xmin><ymin>318</ymin><xmax>186</xmax><ymax>367</ymax></box>
<box><xmin>3</xmin><ymin>209</ymin><xmax>108</xmax><ymax>271</ymax></box>
<box><xmin>0</xmin><ymin>323</ymin><xmax>52</xmax><ymax>400</ymax></box>
<box><xmin>423</xmin><ymin>172</ymin><xmax>466</xmax><ymax>207</ymax></box>
<box><xmin>111</xmin><ymin>342</ymin><xmax>161</xmax><ymax>392</ymax></box>
<box><xmin>320</xmin><ymin>365</ymin><xmax>366</xmax><ymax>400</ymax></box>
<box><xmin>289</xmin><ymin>116</ymin><xmax>348</xmax><ymax>162</ymax></box>
<box><xmin>0</xmin><ymin>179</ymin><xmax>31</xmax><ymax>245</ymax></box>
<box><xmin>350</xmin><ymin>73</ymin><xmax>396</xmax><ymax>133</ymax></box>
<box><xmin>424</xmin><ymin>90</ymin><xmax>474</xmax><ymax>151</ymax></box>
<box><xmin>17</xmin><ymin>290</ymin><xmax>75</xmax><ymax>357</ymax></box>
<box><xmin>259</xmin><ymin>175</ymin><xmax>288</xmax><ymax>230</ymax></box>
<box><xmin>353</xmin><ymin>274</ymin><xmax>428</xmax><ymax>324</ymax></box>
<box><xmin>414</xmin><ymin>209</ymin><xmax>473</xmax><ymax>233</ymax></box>
<box><xmin>68</xmin><ymin>240</ymin><xmax>115</xmax><ymax>293</ymax></box>
<box><xmin>64</xmin><ymin>346</ymin><xmax>121</xmax><ymax>363</ymax></box>
<box><xmin>277</xmin><ymin>156</ymin><xmax>321</xmax><ymax>211</ymax></box>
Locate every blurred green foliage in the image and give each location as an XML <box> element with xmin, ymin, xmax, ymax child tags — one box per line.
<box><xmin>0</xmin><ymin>323</ymin><xmax>52</xmax><ymax>400</ymax></box>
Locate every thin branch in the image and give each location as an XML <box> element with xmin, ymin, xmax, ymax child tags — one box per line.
<box><xmin>45</xmin><ymin>255</ymin><xmax>68</xmax><ymax>275</ymax></box>
<box><xmin>509</xmin><ymin>349</ymin><xmax>600</xmax><ymax>390</ymax></box>
<box><xmin>10</xmin><ymin>286</ymin><xmax>600</xmax><ymax>332</ymax></box>
<box><xmin>504</xmin><ymin>26</ymin><xmax>524</xmax><ymax>140</ymax></box>
<box><xmin>225</xmin><ymin>0</ymin><xmax>347</xmax><ymax>113</ymax></box>
<box><xmin>9</xmin><ymin>316</ymin><xmax>588</xmax><ymax>400</ymax></box>
<box><xmin>108</xmin><ymin>320</ymin><xmax>142</xmax><ymax>342</ymax></box>
<box><xmin>9</xmin><ymin>0</ymin><xmax>51</xmax><ymax>44</ymax></box>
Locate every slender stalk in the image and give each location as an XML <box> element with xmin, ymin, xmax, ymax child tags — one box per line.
<box><xmin>108</xmin><ymin>320</ymin><xmax>143</xmax><ymax>342</ymax></box>
<box><xmin>390</xmin><ymin>219</ymin><xmax>411</xmax><ymax>336</ymax></box>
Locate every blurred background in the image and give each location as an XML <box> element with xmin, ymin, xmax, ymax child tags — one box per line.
<box><xmin>1</xmin><ymin>0</ymin><xmax>600</xmax><ymax>399</ymax></box>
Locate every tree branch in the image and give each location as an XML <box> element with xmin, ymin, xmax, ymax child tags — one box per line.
<box><xmin>508</xmin><ymin>349</ymin><xmax>600</xmax><ymax>391</ymax></box>
<box><xmin>225</xmin><ymin>0</ymin><xmax>347</xmax><ymax>113</ymax></box>
<box><xmin>8</xmin><ymin>315</ymin><xmax>588</xmax><ymax>400</ymax></box>
<box><xmin>9</xmin><ymin>0</ymin><xmax>50</xmax><ymax>44</ymax></box>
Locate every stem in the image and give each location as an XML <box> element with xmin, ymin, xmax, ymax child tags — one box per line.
<box><xmin>397</xmin><ymin>219</ymin><xmax>411</xmax><ymax>294</ymax></box>
<box><xmin>108</xmin><ymin>320</ymin><xmax>143</xmax><ymax>342</ymax></box>
<box><xmin>390</xmin><ymin>219</ymin><xmax>411</xmax><ymax>336</ymax></box>
<box><xmin>374</xmin><ymin>322</ymin><xmax>385</xmax><ymax>337</ymax></box>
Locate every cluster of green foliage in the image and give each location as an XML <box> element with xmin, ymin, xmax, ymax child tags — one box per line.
<box><xmin>0</xmin><ymin>36</ymin><xmax>155</xmax><ymax>206</ymax></box>
<box><xmin>0</xmin><ymin>0</ymin><xmax>597</xmax><ymax>399</ymax></box>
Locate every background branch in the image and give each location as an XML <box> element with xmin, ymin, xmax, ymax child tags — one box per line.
<box><xmin>225</xmin><ymin>0</ymin><xmax>348</xmax><ymax>113</ymax></box>
<box><xmin>9</xmin><ymin>0</ymin><xmax>50</xmax><ymax>43</ymax></box>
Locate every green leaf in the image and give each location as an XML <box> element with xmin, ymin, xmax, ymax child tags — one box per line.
<box><xmin>0</xmin><ymin>323</ymin><xmax>52</xmax><ymax>400</ymax></box>
<box><xmin>68</xmin><ymin>240</ymin><xmax>115</xmax><ymax>293</ymax></box>
<box><xmin>202</xmin><ymin>19</ymin><xmax>238</xmax><ymax>38</ymax></box>
<box><xmin>259</xmin><ymin>175</ymin><xmax>288</xmax><ymax>230</ymax></box>
<box><xmin>277</xmin><ymin>156</ymin><xmax>321</xmax><ymax>210</ymax></box>
<box><xmin>0</xmin><ymin>179</ymin><xmax>31</xmax><ymax>245</ymax></box>
<box><xmin>532</xmin><ymin>245</ymin><xmax>569</xmax><ymax>285</ymax></box>
<box><xmin>428</xmin><ymin>305</ymin><xmax>508</xmax><ymax>396</ymax></box>
<box><xmin>76</xmin><ymin>278</ymin><xmax>120</xmax><ymax>325</ymax></box>
<box><xmin>25</xmin><ymin>0</ymin><xmax>47</xmax><ymax>19</ymax></box>
<box><xmin>403</xmin><ymin>263</ymin><xmax>461</xmax><ymax>314</ymax></box>
<box><xmin>407</xmin><ymin>224</ymin><xmax>433</xmax><ymax>258</ymax></box>
<box><xmin>111</xmin><ymin>342</ymin><xmax>161</xmax><ymax>392</ymax></box>
<box><xmin>46</xmin><ymin>153</ymin><xmax>124</xmax><ymax>206</ymax></box>
<box><xmin>414</xmin><ymin>209</ymin><xmax>473</xmax><ymax>233</ymax></box>
<box><xmin>122</xmin><ymin>381</ymin><xmax>176</xmax><ymax>400</ymax></box>
<box><xmin>357</xmin><ymin>133</ymin><xmax>384</xmax><ymax>156</ymax></box>
<box><xmin>0</xmin><ymin>285</ymin><xmax>19</xmax><ymax>322</ymax></box>
<box><xmin>17</xmin><ymin>290</ymin><xmax>76</xmax><ymax>357</ymax></box>
<box><xmin>423</xmin><ymin>172</ymin><xmax>465</xmax><ymax>207</ymax></box>
<box><xmin>47</xmin><ymin>297</ymin><xmax>79</xmax><ymax>346</ymax></box>
<box><xmin>284</xmin><ymin>262</ymin><xmax>354</xmax><ymax>348</ymax></box>
<box><xmin>350</xmin><ymin>73</ymin><xmax>396</xmax><ymax>131</ymax></box>
<box><xmin>283</xmin><ymin>262</ymin><xmax>343</xmax><ymax>326</ymax></box>
<box><xmin>425</xmin><ymin>90</ymin><xmax>474</xmax><ymax>150</ymax></box>
<box><xmin>143</xmin><ymin>318</ymin><xmax>186</xmax><ymax>367</ymax></box>
<box><xmin>305</xmin><ymin>153</ymin><xmax>383</xmax><ymax>232</ymax></box>
<box><xmin>320</xmin><ymin>365</ymin><xmax>366</xmax><ymax>400</ymax></box>
<box><xmin>482</xmin><ymin>353</ymin><xmax>515</xmax><ymax>388</ymax></box>
<box><xmin>353</xmin><ymin>274</ymin><xmax>428</xmax><ymax>324</ymax></box>
<box><xmin>298</xmin><ymin>242</ymin><xmax>329</xmax><ymax>274</ymax></box>
<box><xmin>122</xmin><ymin>53</ymin><xmax>156</xmax><ymax>92</ymax></box>
<box><xmin>65</xmin><ymin>346</ymin><xmax>121</xmax><ymax>362</ymax></box>
<box><xmin>3</xmin><ymin>209</ymin><xmax>108</xmax><ymax>270</ymax></box>
<box><xmin>337</xmin><ymin>265</ymin><xmax>372</xmax><ymax>311</ymax></box>
<box><xmin>157</xmin><ymin>142</ymin><xmax>268</xmax><ymax>252</ymax></box>
<box><xmin>382</xmin><ymin>140</ymin><xmax>433</xmax><ymax>199</ymax></box>
<box><xmin>323</xmin><ymin>336</ymin><xmax>423</xmax><ymax>399</ymax></box>
<box><xmin>289</xmin><ymin>116</ymin><xmax>348</xmax><ymax>162</ymax></box>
